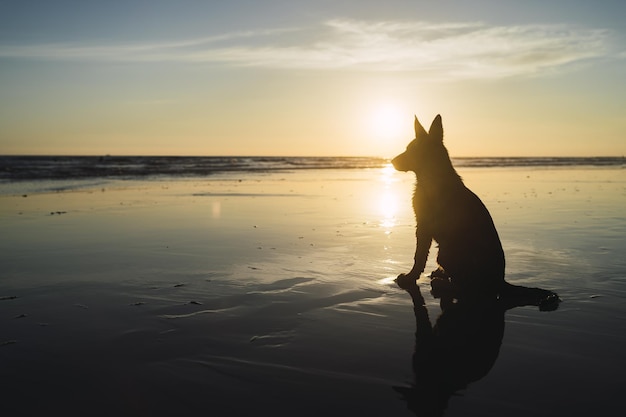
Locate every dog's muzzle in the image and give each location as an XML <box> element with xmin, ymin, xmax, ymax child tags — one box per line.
<box><xmin>391</xmin><ymin>154</ymin><xmax>408</xmax><ymax>172</ymax></box>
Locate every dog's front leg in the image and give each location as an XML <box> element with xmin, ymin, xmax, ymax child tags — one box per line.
<box><xmin>410</xmin><ymin>226</ymin><xmax>431</xmax><ymax>278</ymax></box>
<box><xmin>397</xmin><ymin>227</ymin><xmax>431</xmax><ymax>287</ymax></box>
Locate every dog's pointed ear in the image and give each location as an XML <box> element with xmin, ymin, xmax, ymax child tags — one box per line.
<box><xmin>428</xmin><ymin>115</ymin><xmax>443</xmax><ymax>142</ymax></box>
<box><xmin>414</xmin><ymin>115</ymin><xmax>428</xmax><ymax>139</ymax></box>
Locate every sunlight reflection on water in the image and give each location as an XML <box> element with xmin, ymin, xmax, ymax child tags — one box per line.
<box><xmin>377</xmin><ymin>276</ymin><xmax>398</xmax><ymax>286</ymax></box>
<box><xmin>377</xmin><ymin>163</ymin><xmax>402</xmax><ymax>232</ymax></box>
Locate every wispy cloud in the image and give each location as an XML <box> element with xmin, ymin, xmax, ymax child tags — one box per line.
<box><xmin>0</xmin><ymin>19</ymin><xmax>611</xmax><ymax>79</ymax></box>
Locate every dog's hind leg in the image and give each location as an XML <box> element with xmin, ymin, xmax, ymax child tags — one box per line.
<box><xmin>430</xmin><ymin>266</ymin><xmax>450</xmax><ymax>279</ymax></box>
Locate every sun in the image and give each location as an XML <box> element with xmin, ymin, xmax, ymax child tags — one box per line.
<box><xmin>370</xmin><ymin>103</ymin><xmax>408</xmax><ymax>142</ymax></box>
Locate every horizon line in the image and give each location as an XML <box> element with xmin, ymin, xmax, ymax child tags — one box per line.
<box><xmin>1</xmin><ymin>154</ymin><xmax>624</xmax><ymax>159</ymax></box>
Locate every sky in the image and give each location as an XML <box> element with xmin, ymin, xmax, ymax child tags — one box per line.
<box><xmin>1</xmin><ymin>0</ymin><xmax>625</xmax><ymax>157</ymax></box>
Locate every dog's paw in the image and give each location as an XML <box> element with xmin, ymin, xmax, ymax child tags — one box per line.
<box><xmin>395</xmin><ymin>273</ymin><xmax>418</xmax><ymax>289</ymax></box>
<box><xmin>430</xmin><ymin>277</ymin><xmax>459</xmax><ymax>298</ymax></box>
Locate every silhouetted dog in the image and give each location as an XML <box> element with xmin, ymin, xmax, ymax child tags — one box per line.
<box><xmin>393</xmin><ymin>115</ymin><xmax>505</xmax><ymax>296</ymax></box>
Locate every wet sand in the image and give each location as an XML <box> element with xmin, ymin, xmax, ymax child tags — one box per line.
<box><xmin>1</xmin><ymin>166</ymin><xmax>625</xmax><ymax>416</ymax></box>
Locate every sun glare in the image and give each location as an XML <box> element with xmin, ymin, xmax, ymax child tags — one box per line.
<box><xmin>378</xmin><ymin>164</ymin><xmax>400</xmax><ymax>232</ymax></box>
<box><xmin>370</xmin><ymin>103</ymin><xmax>407</xmax><ymax>141</ymax></box>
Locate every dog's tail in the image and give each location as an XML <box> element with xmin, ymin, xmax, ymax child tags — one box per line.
<box><xmin>499</xmin><ymin>282</ymin><xmax>561</xmax><ymax>311</ymax></box>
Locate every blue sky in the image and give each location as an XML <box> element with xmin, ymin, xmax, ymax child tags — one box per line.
<box><xmin>1</xmin><ymin>0</ymin><xmax>624</xmax><ymax>156</ymax></box>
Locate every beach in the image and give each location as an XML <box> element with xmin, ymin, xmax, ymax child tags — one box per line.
<box><xmin>1</xmin><ymin>163</ymin><xmax>625</xmax><ymax>416</ymax></box>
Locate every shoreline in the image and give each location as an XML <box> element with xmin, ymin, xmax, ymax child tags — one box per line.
<box><xmin>1</xmin><ymin>155</ymin><xmax>622</xmax><ymax>184</ymax></box>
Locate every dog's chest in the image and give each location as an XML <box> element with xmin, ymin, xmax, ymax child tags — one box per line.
<box><xmin>413</xmin><ymin>182</ymin><xmax>463</xmax><ymax>224</ymax></box>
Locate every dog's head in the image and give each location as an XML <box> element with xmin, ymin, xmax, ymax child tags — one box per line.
<box><xmin>391</xmin><ymin>114</ymin><xmax>447</xmax><ymax>178</ymax></box>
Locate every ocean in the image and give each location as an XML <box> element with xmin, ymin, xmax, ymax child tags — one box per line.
<box><xmin>1</xmin><ymin>155</ymin><xmax>623</xmax><ymax>195</ymax></box>
<box><xmin>2</xmin><ymin>155</ymin><xmax>624</xmax><ymax>180</ymax></box>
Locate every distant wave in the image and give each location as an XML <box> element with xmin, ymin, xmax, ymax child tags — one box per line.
<box><xmin>0</xmin><ymin>155</ymin><xmax>623</xmax><ymax>181</ymax></box>
<box><xmin>0</xmin><ymin>156</ymin><xmax>385</xmax><ymax>181</ymax></box>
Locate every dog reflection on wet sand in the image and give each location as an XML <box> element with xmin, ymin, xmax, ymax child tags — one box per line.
<box><xmin>393</xmin><ymin>279</ymin><xmax>559</xmax><ymax>416</ymax></box>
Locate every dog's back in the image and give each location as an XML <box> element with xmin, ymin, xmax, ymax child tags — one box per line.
<box><xmin>393</xmin><ymin>115</ymin><xmax>504</xmax><ymax>293</ymax></box>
